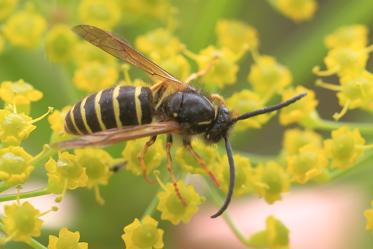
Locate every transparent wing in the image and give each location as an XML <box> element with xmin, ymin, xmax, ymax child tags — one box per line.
<box><xmin>73</xmin><ymin>25</ymin><xmax>185</xmax><ymax>86</ymax></box>
<box><xmin>53</xmin><ymin>121</ymin><xmax>182</xmax><ymax>149</ymax></box>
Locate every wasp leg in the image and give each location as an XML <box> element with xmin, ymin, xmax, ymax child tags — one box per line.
<box><xmin>137</xmin><ymin>135</ymin><xmax>157</xmax><ymax>184</ymax></box>
<box><xmin>183</xmin><ymin>137</ymin><xmax>220</xmax><ymax>187</ymax></box>
<box><xmin>166</xmin><ymin>134</ymin><xmax>187</xmax><ymax>206</ymax></box>
<box><xmin>185</xmin><ymin>56</ymin><xmax>219</xmax><ymax>84</ymax></box>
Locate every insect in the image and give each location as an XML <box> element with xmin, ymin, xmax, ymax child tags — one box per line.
<box><xmin>56</xmin><ymin>25</ymin><xmax>306</xmax><ymax>218</ymax></box>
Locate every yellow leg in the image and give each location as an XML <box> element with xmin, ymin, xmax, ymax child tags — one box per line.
<box><xmin>184</xmin><ymin>138</ymin><xmax>220</xmax><ymax>187</ymax></box>
<box><xmin>185</xmin><ymin>55</ymin><xmax>219</xmax><ymax>84</ymax></box>
<box><xmin>137</xmin><ymin>136</ymin><xmax>157</xmax><ymax>184</ymax></box>
<box><xmin>166</xmin><ymin>135</ymin><xmax>187</xmax><ymax>206</ymax></box>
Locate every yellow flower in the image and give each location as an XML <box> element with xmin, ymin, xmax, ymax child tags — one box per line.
<box><xmin>79</xmin><ymin>0</ymin><xmax>121</xmax><ymax>30</ymax></box>
<box><xmin>248</xmin><ymin>54</ymin><xmax>292</xmax><ymax>99</ymax></box>
<box><xmin>325</xmin><ymin>25</ymin><xmax>368</xmax><ymax>50</ymax></box>
<box><xmin>0</xmin><ymin>0</ymin><xmax>18</xmax><ymax>20</ymax></box>
<box><xmin>195</xmin><ymin>46</ymin><xmax>239</xmax><ymax>91</ymax></box>
<box><xmin>0</xmin><ymin>79</ymin><xmax>43</xmax><ymax>114</ymax></box>
<box><xmin>3</xmin><ymin>8</ymin><xmax>46</xmax><ymax>48</ymax></box>
<box><xmin>122</xmin><ymin>138</ymin><xmax>163</xmax><ymax>176</ymax></box>
<box><xmin>283</xmin><ymin>128</ymin><xmax>322</xmax><ymax>155</ymax></box>
<box><xmin>273</xmin><ymin>0</ymin><xmax>317</xmax><ymax>22</ymax></box>
<box><xmin>48</xmin><ymin>227</ymin><xmax>88</xmax><ymax>249</ymax></box>
<box><xmin>324</xmin><ymin>126</ymin><xmax>365</xmax><ymax>169</ymax></box>
<box><xmin>157</xmin><ymin>181</ymin><xmax>204</xmax><ymax>225</ymax></box>
<box><xmin>227</xmin><ymin>90</ymin><xmax>273</xmax><ymax>131</ymax></box>
<box><xmin>48</xmin><ymin>106</ymin><xmax>72</xmax><ymax>143</ymax></box>
<box><xmin>135</xmin><ymin>28</ymin><xmax>185</xmax><ymax>61</ymax></box>
<box><xmin>314</xmin><ymin>47</ymin><xmax>372</xmax><ymax>78</ymax></box>
<box><xmin>122</xmin><ymin>216</ymin><xmax>164</xmax><ymax>249</ymax></box>
<box><xmin>45</xmin><ymin>152</ymin><xmax>88</xmax><ymax>198</ymax></box>
<box><xmin>0</xmin><ymin>109</ymin><xmax>36</xmax><ymax>145</ymax></box>
<box><xmin>73</xmin><ymin>62</ymin><xmax>118</xmax><ymax>92</ymax></box>
<box><xmin>46</xmin><ymin>24</ymin><xmax>78</xmax><ymax>63</ymax></box>
<box><xmin>0</xmin><ymin>146</ymin><xmax>33</xmax><ymax>186</ymax></box>
<box><xmin>364</xmin><ymin>201</ymin><xmax>373</xmax><ymax>230</ymax></box>
<box><xmin>254</xmin><ymin>161</ymin><xmax>290</xmax><ymax>204</ymax></box>
<box><xmin>216</xmin><ymin>19</ymin><xmax>258</xmax><ymax>55</ymax></box>
<box><xmin>75</xmin><ymin>148</ymin><xmax>113</xmax><ymax>204</ymax></box>
<box><xmin>2</xmin><ymin>202</ymin><xmax>43</xmax><ymax>242</ymax></box>
<box><xmin>218</xmin><ymin>154</ymin><xmax>255</xmax><ymax>196</ymax></box>
<box><xmin>73</xmin><ymin>41</ymin><xmax>116</xmax><ymax>66</ymax></box>
<box><xmin>279</xmin><ymin>86</ymin><xmax>318</xmax><ymax>126</ymax></box>
<box><xmin>248</xmin><ymin>216</ymin><xmax>289</xmax><ymax>249</ymax></box>
<box><xmin>287</xmin><ymin>144</ymin><xmax>327</xmax><ymax>184</ymax></box>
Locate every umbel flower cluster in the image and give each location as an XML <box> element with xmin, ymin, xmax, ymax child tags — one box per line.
<box><xmin>0</xmin><ymin>0</ymin><xmax>372</xmax><ymax>248</ymax></box>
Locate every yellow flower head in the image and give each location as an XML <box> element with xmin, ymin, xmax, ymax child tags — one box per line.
<box><xmin>73</xmin><ymin>62</ymin><xmax>118</xmax><ymax>93</ymax></box>
<box><xmin>279</xmin><ymin>86</ymin><xmax>318</xmax><ymax>126</ymax></box>
<box><xmin>227</xmin><ymin>90</ymin><xmax>273</xmax><ymax>131</ymax></box>
<box><xmin>287</xmin><ymin>144</ymin><xmax>327</xmax><ymax>184</ymax></box>
<box><xmin>3</xmin><ymin>8</ymin><xmax>46</xmax><ymax>48</ymax></box>
<box><xmin>122</xmin><ymin>138</ymin><xmax>163</xmax><ymax>176</ymax></box>
<box><xmin>283</xmin><ymin>128</ymin><xmax>322</xmax><ymax>155</ymax></box>
<box><xmin>175</xmin><ymin>139</ymin><xmax>219</xmax><ymax>175</ymax></box>
<box><xmin>0</xmin><ymin>79</ymin><xmax>43</xmax><ymax>114</ymax></box>
<box><xmin>273</xmin><ymin>0</ymin><xmax>317</xmax><ymax>22</ymax></box>
<box><xmin>254</xmin><ymin>161</ymin><xmax>290</xmax><ymax>204</ymax></box>
<box><xmin>248</xmin><ymin>54</ymin><xmax>292</xmax><ymax>98</ymax></box>
<box><xmin>216</xmin><ymin>19</ymin><xmax>258</xmax><ymax>55</ymax></box>
<box><xmin>325</xmin><ymin>25</ymin><xmax>369</xmax><ymax>50</ymax></box>
<box><xmin>0</xmin><ymin>0</ymin><xmax>18</xmax><ymax>20</ymax></box>
<box><xmin>248</xmin><ymin>216</ymin><xmax>289</xmax><ymax>249</ymax></box>
<box><xmin>122</xmin><ymin>216</ymin><xmax>164</xmax><ymax>249</ymax></box>
<box><xmin>3</xmin><ymin>201</ymin><xmax>42</xmax><ymax>242</ymax></box>
<box><xmin>157</xmin><ymin>181</ymin><xmax>204</xmax><ymax>225</ymax></box>
<box><xmin>75</xmin><ymin>148</ymin><xmax>113</xmax><ymax>187</ymax></box>
<box><xmin>315</xmin><ymin>47</ymin><xmax>371</xmax><ymax>78</ymax></box>
<box><xmin>324</xmin><ymin>126</ymin><xmax>365</xmax><ymax>169</ymax></box>
<box><xmin>218</xmin><ymin>154</ymin><xmax>255</xmax><ymax>196</ymax></box>
<box><xmin>48</xmin><ymin>106</ymin><xmax>72</xmax><ymax>143</ymax></box>
<box><xmin>79</xmin><ymin>0</ymin><xmax>121</xmax><ymax>30</ymax></box>
<box><xmin>0</xmin><ymin>146</ymin><xmax>33</xmax><ymax>186</ymax></box>
<box><xmin>46</xmin><ymin>24</ymin><xmax>78</xmax><ymax>63</ymax></box>
<box><xmin>136</xmin><ymin>28</ymin><xmax>185</xmax><ymax>61</ymax></box>
<box><xmin>195</xmin><ymin>46</ymin><xmax>239</xmax><ymax>91</ymax></box>
<box><xmin>364</xmin><ymin>201</ymin><xmax>373</xmax><ymax>231</ymax></box>
<box><xmin>0</xmin><ymin>109</ymin><xmax>36</xmax><ymax>145</ymax></box>
<box><xmin>45</xmin><ymin>152</ymin><xmax>88</xmax><ymax>195</ymax></box>
<box><xmin>48</xmin><ymin>227</ymin><xmax>88</xmax><ymax>249</ymax></box>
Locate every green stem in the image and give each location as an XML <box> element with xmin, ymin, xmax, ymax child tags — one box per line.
<box><xmin>141</xmin><ymin>193</ymin><xmax>159</xmax><ymax>220</ymax></box>
<box><xmin>31</xmin><ymin>145</ymin><xmax>57</xmax><ymax>168</ymax></box>
<box><xmin>315</xmin><ymin>118</ymin><xmax>373</xmax><ymax>135</ymax></box>
<box><xmin>329</xmin><ymin>151</ymin><xmax>373</xmax><ymax>180</ymax></box>
<box><xmin>0</xmin><ymin>188</ymin><xmax>50</xmax><ymax>202</ymax></box>
<box><xmin>0</xmin><ymin>223</ymin><xmax>47</xmax><ymax>249</ymax></box>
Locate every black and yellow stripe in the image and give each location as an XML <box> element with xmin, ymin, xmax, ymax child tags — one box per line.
<box><xmin>65</xmin><ymin>86</ymin><xmax>154</xmax><ymax>135</ymax></box>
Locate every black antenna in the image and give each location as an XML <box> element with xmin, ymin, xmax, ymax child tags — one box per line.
<box><xmin>232</xmin><ymin>93</ymin><xmax>306</xmax><ymax>122</ymax></box>
<box><xmin>211</xmin><ymin>136</ymin><xmax>235</xmax><ymax>218</ymax></box>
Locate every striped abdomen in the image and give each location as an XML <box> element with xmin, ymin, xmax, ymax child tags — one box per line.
<box><xmin>65</xmin><ymin>86</ymin><xmax>153</xmax><ymax>135</ymax></box>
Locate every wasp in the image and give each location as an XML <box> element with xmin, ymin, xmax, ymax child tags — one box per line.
<box><xmin>57</xmin><ymin>25</ymin><xmax>306</xmax><ymax>218</ymax></box>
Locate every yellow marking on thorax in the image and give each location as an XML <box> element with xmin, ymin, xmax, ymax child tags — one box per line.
<box><xmin>198</xmin><ymin>120</ymin><xmax>212</xmax><ymax>125</ymax></box>
<box><xmin>135</xmin><ymin>87</ymin><xmax>142</xmax><ymax>124</ymax></box>
<box><xmin>113</xmin><ymin>86</ymin><xmax>123</xmax><ymax>128</ymax></box>
<box><xmin>80</xmin><ymin>97</ymin><xmax>93</xmax><ymax>133</ymax></box>
<box><xmin>95</xmin><ymin>91</ymin><xmax>106</xmax><ymax>130</ymax></box>
<box><xmin>70</xmin><ymin>106</ymin><xmax>83</xmax><ymax>135</ymax></box>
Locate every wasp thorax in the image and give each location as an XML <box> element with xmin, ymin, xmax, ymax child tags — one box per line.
<box><xmin>204</xmin><ymin>106</ymin><xmax>232</xmax><ymax>143</ymax></box>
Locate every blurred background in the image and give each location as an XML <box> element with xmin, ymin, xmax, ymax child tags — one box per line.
<box><xmin>1</xmin><ymin>0</ymin><xmax>373</xmax><ymax>248</ymax></box>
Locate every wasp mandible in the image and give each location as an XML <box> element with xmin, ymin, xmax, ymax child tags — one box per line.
<box><xmin>56</xmin><ymin>25</ymin><xmax>306</xmax><ymax>218</ymax></box>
